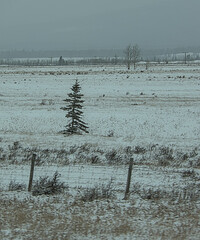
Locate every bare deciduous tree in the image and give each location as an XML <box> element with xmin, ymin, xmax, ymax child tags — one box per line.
<box><xmin>124</xmin><ymin>44</ymin><xmax>133</xmax><ymax>70</ymax></box>
<box><xmin>124</xmin><ymin>44</ymin><xmax>141</xmax><ymax>70</ymax></box>
<box><xmin>132</xmin><ymin>44</ymin><xmax>141</xmax><ymax>70</ymax></box>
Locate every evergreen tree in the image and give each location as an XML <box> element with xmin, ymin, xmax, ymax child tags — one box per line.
<box><xmin>61</xmin><ymin>80</ymin><xmax>88</xmax><ymax>135</ymax></box>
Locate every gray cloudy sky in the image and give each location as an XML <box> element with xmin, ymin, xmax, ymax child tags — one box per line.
<box><xmin>1</xmin><ymin>0</ymin><xmax>200</xmax><ymax>50</ymax></box>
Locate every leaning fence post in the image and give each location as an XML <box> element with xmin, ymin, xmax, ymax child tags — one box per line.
<box><xmin>124</xmin><ymin>157</ymin><xmax>134</xmax><ymax>200</ymax></box>
<box><xmin>28</xmin><ymin>154</ymin><xmax>36</xmax><ymax>192</ymax></box>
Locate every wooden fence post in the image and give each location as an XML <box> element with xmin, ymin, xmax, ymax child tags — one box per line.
<box><xmin>28</xmin><ymin>154</ymin><xmax>36</xmax><ymax>192</ymax></box>
<box><xmin>124</xmin><ymin>157</ymin><xmax>133</xmax><ymax>200</ymax></box>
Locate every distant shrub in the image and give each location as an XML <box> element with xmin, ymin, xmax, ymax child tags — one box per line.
<box><xmin>107</xmin><ymin>130</ymin><xmax>114</xmax><ymax>137</ymax></box>
<box><xmin>0</xmin><ymin>147</ymin><xmax>6</xmax><ymax>161</ymax></box>
<box><xmin>40</xmin><ymin>99</ymin><xmax>54</xmax><ymax>105</ymax></box>
<box><xmin>194</xmin><ymin>157</ymin><xmax>200</xmax><ymax>168</ymax></box>
<box><xmin>156</xmin><ymin>146</ymin><xmax>174</xmax><ymax>166</ymax></box>
<box><xmin>87</xmin><ymin>154</ymin><xmax>100</xmax><ymax>164</ymax></box>
<box><xmin>105</xmin><ymin>149</ymin><xmax>122</xmax><ymax>164</ymax></box>
<box><xmin>133</xmin><ymin>145</ymin><xmax>146</xmax><ymax>154</ymax></box>
<box><xmin>80</xmin><ymin>180</ymin><xmax>114</xmax><ymax>202</ymax></box>
<box><xmin>181</xmin><ymin>169</ymin><xmax>196</xmax><ymax>178</ymax></box>
<box><xmin>32</xmin><ymin>171</ymin><xmax>67</xmax><ymax>196</ymax></box>
<box><xmin>9</xmin><ymin>180</ymin><xmax>26</xmax><ymax>191</ymax></box>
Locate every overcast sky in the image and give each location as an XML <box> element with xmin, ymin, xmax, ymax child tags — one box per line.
<box><xmin>1</xmin><ymin>0</ymin><xmax>200</xmax><ymax>50</ymax></box>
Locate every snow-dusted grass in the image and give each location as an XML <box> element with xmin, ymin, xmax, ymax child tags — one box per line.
<box><xmin>0</xmin><ymin>64</ymin><xmax>200</xmax><ymax>148</ymax></box>
<box><xmin>0</xmin><ymin>189</ymin><xmax>199</xmax><ymax>240</ymax></box>
<box><xmin>0</xmin><ymin>64</ymin><xmax>200</xmax><ymax>239</ymax></box>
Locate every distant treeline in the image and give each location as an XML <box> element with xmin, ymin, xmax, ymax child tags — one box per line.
<box><xmin>0</xmin><ymin>49</ymin><xmax>124</xmax><ymax>59</ymax></box>
<box><xmin>0</xmin><ymin>57</ymin><xmax>126</xmax><ymax>66</ymax></box>
<box><xmin>0</xmin><ymin>54</ymin><xmax>200</xmax><ymax>67</ymax></box>
<box><xmin>1</xmin><ymin>46</ymin><xmax>200</xmax><ymax>66</ymax></box>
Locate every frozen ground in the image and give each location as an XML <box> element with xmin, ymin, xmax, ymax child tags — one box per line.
<box><xmin>0</xmin><ymin>64</ymin><xmax>200</xmax><ymax>149</ymax></box>
<box><xmin>0</xmin><ymin>64</ymin><xmax>200</xmax><ymax>239</ymax></box>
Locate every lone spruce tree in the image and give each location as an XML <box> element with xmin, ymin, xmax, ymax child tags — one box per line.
<box><xmin>61</xmin><ymin>80</ymin><xmax>88</xmax><ymax>135</ymax></box>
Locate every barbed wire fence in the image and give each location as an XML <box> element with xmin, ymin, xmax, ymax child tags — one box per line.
<box><xmin>0</xmin><ymin>154</ymin><xmax>134</xmax><ymax>198</ymax></box>
<box><xmin>1</xmin><ymin>153</ymin><xmax>199</xmax><ymax>203</ymax></box>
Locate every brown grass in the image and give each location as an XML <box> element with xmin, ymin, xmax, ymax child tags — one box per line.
<box><xmin>0</xmin><ymin>192</ymin><xmax>199</xmax><ymax>240</ymax></box>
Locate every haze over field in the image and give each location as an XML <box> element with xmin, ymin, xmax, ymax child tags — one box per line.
<box><xmin>1</xmin><ymin>0</ymin><xmax>200</xmax><ymax>51</ymax></box>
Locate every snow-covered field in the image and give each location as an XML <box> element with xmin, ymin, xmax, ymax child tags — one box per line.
<box><xmin>0</xmin><ymin>64</ymin><xmax>200</xmax><ymax>148</ymax></box>
<box><xmin>0</xmin><ymin>64</ymin><xmax>200</xmax><ymax>239</ymax></box>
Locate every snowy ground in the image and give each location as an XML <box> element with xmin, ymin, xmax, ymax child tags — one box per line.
<box><xmin>0</xmin><ymin>64</ymin><xmax>200</xmax><ymax>239</ymax></box>
<box><xmin>0</xmin><ymin>64</ymin><xmax>200</xmax><ymax>149</ymax></box>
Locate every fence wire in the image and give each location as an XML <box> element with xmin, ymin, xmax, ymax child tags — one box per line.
<box><xmin>0</xmin><ymin>162</ymin><xmax>130</xmax><ymax>193</ymax></box>
<box><xmin>1</xmin><ymin>158</ymin><xmax>187</xmax><ymax>195</ymax></box>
